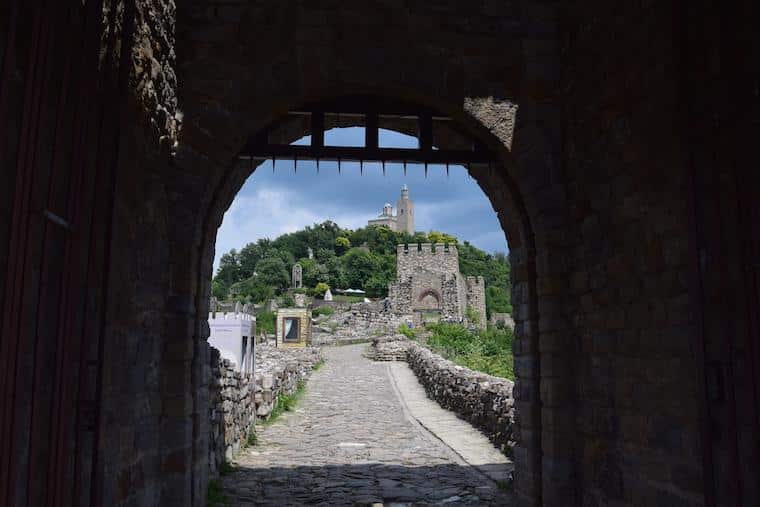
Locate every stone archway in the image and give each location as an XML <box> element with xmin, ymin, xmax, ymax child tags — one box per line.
<box><xmin>165</xmin><ymin>5</ymin><xmax>573</xmax><ymax>506</ymax></box>
<box><xmin>175</xmin><ymin>84</ymin><xmax>557</xmax><ymax>504</ymax></box>
<box><xmin>5</xmin><ymin>2</ymin><xmax>755</xmax><ymax>507</ymax></box>
<box><xmin>417</xmin><ymin>289</ymin><xmax>442</xmax><ymax>310</ymax></box>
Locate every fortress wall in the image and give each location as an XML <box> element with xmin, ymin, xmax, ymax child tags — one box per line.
<box><xmin>466</xmin><ymin>276</ymin><xmax>487</xmax><ymax>329</ymax></box>
<box><xmin>396</xmin><ymin>243</ymin><xmax>459</xmax><ymax>279</ymax></box>
<box><xmin>441</xmin><ymin>275</ymin><xmax>463</xmax><ymax>321</ymax></box>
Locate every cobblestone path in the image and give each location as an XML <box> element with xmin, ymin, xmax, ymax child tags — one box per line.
<box><xmin>221</xmin><ymin>344</ymin><xmax>513</xmax><ymax>506</ymax></box>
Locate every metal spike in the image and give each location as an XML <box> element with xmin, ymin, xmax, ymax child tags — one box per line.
<box><xmin>446</xmin><ymin>163</ymin><xmax>449</xmax><ymax>178</ymax></box>
<box><xmin>360</xmin><ymin>159</ymin><xmax>363</xmax><ymax>175</ymax></box>
<box><xmin>316</xmin><ymin>158</ymin><xmax>320</xmax><ymax>173</ymax></box>
<box><xmin>424</xmin><ymin>162</ymin><xmax>428</xmax><ymax>178</ymax></box>
<box><xmin>382</xmin><ymin>160</ymin><xmax>386</xmax><ymax>176</ymax></box>
<box><xmin>272</xmin><ymin>155</ymin><xmax>276</xmax><ymax>172</ymax></box>
<box><xmin>294</xmin><ymin>156</ymin><xmax>298</xmax><ymax>173</ymax></box>
<box><xmin>338</xmin><ymin>158</ymin><xmax>341</xmax><ymax>174</ymax></box>
<box><xmin>403</xmin><ymin>160</ymin><xmax>407</xmax><ymax>176</ymax></box>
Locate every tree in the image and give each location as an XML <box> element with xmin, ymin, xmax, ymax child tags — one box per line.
<box><xmin>211</xmin><ymin>222</ymin><xmax>509</xmax><ymax>315</ymax></box>
<box><xmin>238</xmin><ymin>242</ymin><xmax>265</xmax><ymax>279</ymax></box>
<box><xmin>427</xmin><ymin>230</ymin><xmax>458</xmax><ymax>245</ymax></box>
<box><xmin>233</xmin><ymin>276</ymin><xmax>275</xmax><ymax>303</ymax></box>
<box><xmin>254</xmin><ymin>257</ymin><xmax>290</xmax><ymax>291</ymax></box>
<box><xmin>213</xmin><ymin>249</ymin><xmax>242</xmax><ymax>298</ymax></box>
<box><xmin>211</xmin><ymin>279</ymin><xmax>227</xmax><ymax>300</ymax></box>
<box><xmin>256</xmin><ymin>311</ymin><xmax>275</xmax><ymax>334</ymax></box>
<box><xmin>334</xmin><ymin>236</ymin><xmax>351</xmax><ymax>255</ymax></box>
<box><xmin>341</xmin><ymin>248</ymin><xmax>380</xmax><ymax>289</ymax></box>
<box><xmin>313</xmin><ymin>282</ymin><xmax>330</xmax><ymax>297</ymax></box>
<box><xmin>297</xmin><ymin>258</ymin><xmax>324</xmax><ymax>287</ymax></box>
<box><xmin>486</xmin><ymin>285</ymin><xmax>511</xmax><ymax>318</ymax></box>
<box><xmin>364</xmin><ymin>274</ymin><xmax>389</xmax><ymax>298</ymax></box>
<box><xmin>325</xmin><ymin>256</ymin><xmax>347</xmax><ymax>289</ymax></box>
<box><xmin>315</xmin><ymin>247</ymin><xmax>336</xmax><ymax>263</ymax></box>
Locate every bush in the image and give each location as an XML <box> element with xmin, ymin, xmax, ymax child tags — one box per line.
<box><xmin>279</xmin><ymin>294</ymin><xmax>295</xmax><ymax>307</ymax></box>
<box><xmin>424</xmin><ymin>322</ymin><xmax>514</xmax><ymax>379</ymax></box>
<box><xmin>312</xmin><ymin>306</ymin><xmax>335</xmax><ymax>317</ymax></box>
<box><xmin>313</xmin><ymin>282</ymin><xmax>330</xmax><ymax>297</ymax></box>
<box><xmin>256</xmin><ymin>311</ymin><xmax>275</xmax><ymax>335</ymax></box>
<box><xmin>397</xmin><ymin>323</ymin><xmax>417</xmax><ymax>340</ymax></box>
<box><xmin>465</xmin><ymin>305</ymin><xmax>481</xmax><ymax>325</ymax></box>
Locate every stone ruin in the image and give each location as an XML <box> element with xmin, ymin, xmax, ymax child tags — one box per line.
<box><xmin>291</xmin><ymin>263</ymin><xmax>303</xmax><ymax>289</ymax></box>
<box><xmin>388</xmin><ymin>243</ymin><xmax>487</xmax><ymax>328</ymax></box>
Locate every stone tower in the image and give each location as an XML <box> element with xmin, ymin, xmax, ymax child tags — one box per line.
<box><xmin>396</xmin><ymin>184</ymin><xmax>414</xmax><ymax>234</ymax></box>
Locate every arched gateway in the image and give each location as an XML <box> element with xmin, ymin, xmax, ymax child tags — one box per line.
<box><xmin>0</xmin><ymin>2</ymin><xmax>758</xmax><ymax>507</ymax></box>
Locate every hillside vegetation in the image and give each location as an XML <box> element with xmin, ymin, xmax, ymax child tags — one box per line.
<box><xmin>213</xmin><ymin>221</ymin><xmax>511</xmax><ymax>317</ymax></box>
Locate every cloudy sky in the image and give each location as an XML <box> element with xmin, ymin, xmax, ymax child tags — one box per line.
<box><xmin>213</xmin><ymin>128</ymin><xmax>508</xmax><ymax>271</ymax></box>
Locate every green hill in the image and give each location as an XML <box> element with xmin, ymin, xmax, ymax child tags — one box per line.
<box><xmin>213</xmin><ymin>221</ymin><xmax>511</xmax><ymax>317</ymax></box>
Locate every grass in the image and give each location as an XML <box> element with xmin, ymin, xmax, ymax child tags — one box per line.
<box><xmin>218</xmin><ymin>460</ymin><xmax>234</xmax><ymax>476</ymax></box>
<box><xmin>250</xmin><ymin>359</ymin><xmax>321</xmax><ymax>439</ymax></box>
<box><xmin>312</xmin><ymin>306</ymin><xmax>335</xmax><ymax>317</ymax></box>
<box><xmin>397</xmin><ymin>323</ymin><xmax>417</xmax><ymax>340</ymax></box>
<box><xmin>333</xmin><ymin>294</ymin><xmax>364</xmax><ymax>303</ymax></box>
<box><xmin>207</xmin><ymin>480</ymin><xmax>229</xmax><ymax>506</ymax></box>
<box><xmin>424</xmin><ymin>323</ymin><xmax>514</xmax><ymax>380</ymax></box>
<box><xmin>262</xmin><ymin>380</ymin><xmax>307</xmax><ymax>426</ymax></box>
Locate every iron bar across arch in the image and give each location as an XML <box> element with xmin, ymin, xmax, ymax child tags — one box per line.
<box><xmin>239</xmin><ymin>95</ymin><xmax>493</xmax><ymax>166</ymax></box>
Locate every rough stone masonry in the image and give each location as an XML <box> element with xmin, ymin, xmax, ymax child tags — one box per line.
<box><xmin>207</xmin><ymin>342</ymin><xmax>322</xmax><ymax>478</ymax></box>
<box><xmin>388</xmin><ymin>243</ymin><xmax>487</xmax><ymax>328</ymax></box>
<box><xmin>368</xmin><ymin>335</ymin><xmax>515</xmax><ymax>455</ymax></box>
<box><xmin>1</xmin><ymin>2</ymin><xmax>757</xmax><ymax>507</ymax></box>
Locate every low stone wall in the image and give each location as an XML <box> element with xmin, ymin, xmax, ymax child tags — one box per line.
<box><xmin>208</xmin><ymin>344</ymin><xmax>322</xmax><ymax>477</ymax></box>
<box><xmin>254</xmin><ymin>344</ymin><xmax>322</xmax><ymax>418</ymax></box>
<box><xmin>405</xmin><ymin>343</ymin><xmax>515</xmax><ymax>454</ymax></box>
<box><xmin>208</xmin><ymin>348</ymin><xmax>255</xmax><ymax>476</ymax></box>
<box><xmin>312</xmin><ymin>303</ymin><xmax>404</xmax><ymax>346</ymax></box>
<box><xmin>364</xmin><ymin>334</ymin><xmax>411</xmax><ymax>361</ymax></box>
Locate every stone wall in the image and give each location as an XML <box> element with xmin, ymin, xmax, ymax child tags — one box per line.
<box><xmin>405</xmin><ymin>343</ymin><xmax>515</xmax><ymax>454</ymax></box>
<box><xmin>397</xmin><ymin>243</ymin><xmax>459</xmax><ymax>280</ymax></box>
<box><xmin>208</xmin><ymin>347</ymin><xmax>255</xmax><ymax>475</ymax></box>
<box><xmin>441</xmin><ymin>275</ymin><xmax>465</xmax><ymax>322</ymax></box>
<box><xmin>208</xmin><ymin>343</ymin><xmax>322</xmax><ymax>478</ymax></box>
<box><xmin>3</xmin><ymin>2</ymin><xmax>757</xmax><ymax>506</ymax></box>
<box><xmin>465</xmin><ymin>276</ymin><xmax>487</xmax><ymax>329</ymax></box>
<box><xmin>311</xmin><ymin>303</ymin><xmax>405</xmax><ymax>346</ymax></box>
<box><xmin>364</xmin><ymin>334</ymin><xmax>411</xmax><ymax>361</ymax></box>
<box><xmin>253</xmin><ymin>344</ymin><xmax>322</xmax><ymax>419</ymax></box>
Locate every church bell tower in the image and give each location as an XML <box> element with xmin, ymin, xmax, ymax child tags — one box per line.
<box><xmin>396</xmin><ymin>184</ymin><xmax>414</xmax><ymax>234</ymax></box>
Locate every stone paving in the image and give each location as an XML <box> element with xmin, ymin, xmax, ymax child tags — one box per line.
<box><xmin>221</xmin><ymin>344</ymin><xmax>513</xmax><ymax>506</ymax></box>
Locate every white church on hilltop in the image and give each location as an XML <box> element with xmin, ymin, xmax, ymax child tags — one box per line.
<box><xmin>367</xmin><ymin>184</ymin><xmax>415</xmax><ymax>234</ymax></box>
